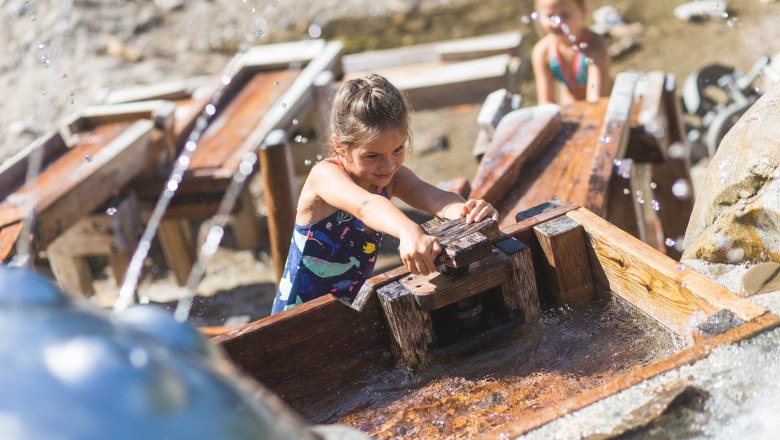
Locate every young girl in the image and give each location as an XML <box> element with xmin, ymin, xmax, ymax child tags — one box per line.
<box><xmin>271</xmin><ymin>74</ymin><xmax>498</xmax><ymax>314</ymax></box>
<box><xmin>531</xmin><ymin>0</ymin><xmax>612</xmax><ymax>105</ymax></box>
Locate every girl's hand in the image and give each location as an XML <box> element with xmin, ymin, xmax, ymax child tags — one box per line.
<box><xmin>398</xmin><ymin>227</ymin><xmax>441</xmax><ymax>275</ymax></box>
<box><xmin>462</xmin><ymin>199</ymin><xmax>499</xmax><ymax>224</ymax></box>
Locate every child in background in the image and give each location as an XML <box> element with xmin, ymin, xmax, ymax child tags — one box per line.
<box><xmin>531</xmin><ymin>0</ymin><xmax>612</xmax><ymax>104</ymax></box>
<box><xmin>271</xmin><ymin>74</ymin><xmax>498</xmax><ymax>314</ymax></box>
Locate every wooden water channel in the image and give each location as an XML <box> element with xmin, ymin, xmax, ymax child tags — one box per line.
<box><xmin>1</xmin><ymin>33</ymin><xmax>777</xmax><ymax>437</ymax></box>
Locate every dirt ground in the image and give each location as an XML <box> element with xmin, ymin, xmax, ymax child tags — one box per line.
<box><xmin>3</xmin><ymin>0</ymin><xmax>780</xmax><ymax>325</ymax></box>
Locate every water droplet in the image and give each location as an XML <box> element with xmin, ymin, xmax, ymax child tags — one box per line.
<box><xmin>221</xmin><ymin>76</ymin><xmax>231</xmax><ymax>85</ymax></box>
<box><xmin>721</xmin><ymin>11</ymin><xmax>729</xmax><ymax>19</ymax></box>
<box><xmin>292</xmin><ymin>118</ymin><xmax>299</xmax><ymax>126</ymax></box>
<box><xmin>677</xmin><ymin>263</ymin><xmax>686</xmax><ymax>271</ymax></box>
<box><xmin>308</xmin><ymin>24</ymin><xmax>322</xmax><ymax>39</ymax></box>
<box><xmin>40</xmin><ymin>89</ymin><xmax>47</xmax><ymax>96</ymax></box>
<box><xmin>600</xmin><ymin>135</ymin><xmax>611</xmax><ymax>144</ymax></box>
<box><xmin>613</xmin><ymin>159</ymin><xmax>622</xmax><ymax>167</ymax></box>
<box><xmin>167</xmin><ymin>180</ymin><xmax>179</xmax><ymax>192</ymax></box>
<box><xmin>281</xmin><ymin>102</ymin><xmax>287</xmax><ymax>108</ymax></box>
<box><xmin>40</xmin><ymin>56</ymin><xmax>51</xmax><ymax>68</ymax></box>
<box><xmin>85</xmin><ymin>153</ymin><xmax>92</xmax><ymax>163</ymax></box>
<box><xmin>551</xmin><ymin>15</ymin><xmax>562</xmax><ymax>25</ymax></box>
<box><xmin>571</xmin><ymin>44</ymin><xmax>579</xmax><ymax>52</ymax></box>
<box><xmin>585</xmin><ymin>57</ymin><xmax>594</xmax><ymax>65</ymax></box>
<box><xmin>106</xmin><ymin>207</ymin><xmax>117</xmax><ymax>216</ymax></box>
<box><xmin>650</xmin><ymin>182</ymin><xmax>657</xmax><ymax>190</ymax></box>
<box><xmin>274</xmin><ymin>80</ymin><xmax>280</xmax><ymax>87</ymax></box>
<box><xmin>637</xmin><ymin>196</ymin><xmax>645</xmax><ymax>205</ymax></box>
<box><xmin>294</xmin><ymin>135</ymin><xmax>308</xmax><ymax>144</ymax></box>
<box><xmin>651</xmin><ymin>200</ymin><xmax>660</xmax><ymax>211</ymax></box>
<box><xmin>623</xmin><ymin>188</ymin><xmax>630</xmax><ymax>195</ymax></box>
<box><xmin>520</xmin><ymin>15</ymin><xmax>531</xmax><ymax>25</ymax></box>
<box><xmin>667</xmin><ymin>142</ymin><xmax>686</xmax><ymax>159</ymax></box>
<box><xmin>727</xmin><ymin>247</ymin><xmax>744</xmax><ymax>263</ymax></box>
<box><xmin>563</xmin><ymin>24</ymin><xmax>572</xmax><ymax>36</ymax></box>
<box><xmin>671</xmin><ymin>179</ymin><xmax>691</xmax><ymax>200</ymax></box>
<box><xmin>579</xmin><ymin>42</ymin><xmax>589</xmax><ymax>50</ymax></box>
<box><xmin>304</xmin><ymin>159</ymin><xmax>312</xmax><ymax>166</ymax></box>
<box><xmin>205</xmin><ymin>104</ymin><xmax>216</xmax><ymax>116</ymax></box>
<box><xmin>249</xmin><ymin>7</ymin><xmax>256</xmax><ymax>13</ymax></box>
<box><xmin>316</xmin><ymin>154</ymin><xmax>323</xmax><ymax>161</ymax></box>
<box><xmin>621</xmin><ymin>171</ymin><xmax>630</xmax><ymax>179</ymax></box>
<box><xmin>530</xmin><ymin>11</ymin><xmax>540</xmax><ymax>21</ymax></box>
<box><xmin>37</xmin><ymin>43</ymin><xmax>47</xmax><ymax>51</ymax></box>
<box><xmin>256</xmin><ymin>30</ymin><xmax>265</xmax><ymax>38</ymax></box>
<box><xmin>665</xmin><ymin>238</ymin><xmax>676</xmax><ymax>247</ymax></box>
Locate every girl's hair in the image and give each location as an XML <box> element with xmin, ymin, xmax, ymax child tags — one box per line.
<box><xmin>328</xmin><ymin>74</ymin><xmax>412</xmax><ymax>154</ymax></box>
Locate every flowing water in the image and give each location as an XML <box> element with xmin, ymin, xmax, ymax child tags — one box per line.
<box><xmin>292</xmin><ymin>295</ymin><xmax>681</xmax><ymax>439</ymax></box>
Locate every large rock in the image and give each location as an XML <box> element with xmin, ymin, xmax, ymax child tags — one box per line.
<box><xmin>683</xmin><ymin>83</ymin><xmax>780</xmax><ymax>264</ymax></box>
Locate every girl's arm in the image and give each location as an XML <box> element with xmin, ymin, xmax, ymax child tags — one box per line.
<box><xmin>309</xmin><ymin>161</ymin><xmax>440</xmax><ymax>275</ymax></box>
<box><xmin>532</xmin><ymin>39</ymin><xmax>557</xmax><ymax>104</ymax></box>
<box><xmin>585</xmin><ymin>33</ymin><xmax>612</xmax><ymax>102</ymax></box>
<box><xmin>392</xmin><ymin>166</ymin><xmax>498</xmax><ymax>223</ymax></box>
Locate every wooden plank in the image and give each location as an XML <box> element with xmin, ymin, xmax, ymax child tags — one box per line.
<box><xmin>630</xmin><ymin>162</ymin><xmax>666</xmax><ymax>252</ymax></box>
<box><xmin>229</xmin><ymin>186</ymin><xmax>262</xmax><ymax>249</ymax></box>
<box><xmin>436</xmin><ymin>231</ymin><xmax>493</xmax><ymax>271</ymax></box>
<box><xmin>313</xmin><ymin>70</ymin><xmax>335</xmax><ymax>148</ymax></box>
<box><xmin>374</xmin><ymin>55</ymin><xmax>514</xmax><ymax>111</ymax></box>
<box><xmin>496</xmin><ymin>100</ymin><xmax>608</xmax><ymax>227</ymax></box>
<box><xmin>402</xmin><ymin>252</ymin><xmax>508</xmax><ymax>311</ymax></box>
<box><xmin>421</xmin><ymin>216</ymin><xmax>499</xmax><ymax>241</ymax></box>
<box><xmin>228</xmin><ymin>39</ymin><xmax>327</xmax><ymax>73</ymax></box>
<box><xmin>470</xmin><ymin>104</ymin><xmax>561</xmax><ymax>204</ymax></box>
<box><xmin>63</xmin><ymin>100</ymin><xmax>176</xmax><ymax>135</ymax></box>
<box><xmin>626</xmin><ymin>71</ymin><xmax>668</xmax><ymax>163</ymax></box>
<box><xmin>260</xmin><ymin>130</ymin><xmax>297</xmax><ymax>283</ymax></box>
<box><xmin>494</xmin><ymin>237</ymin><xmax>540</xmax><ymax>323</ymax></box>
<box><xmin>9</xmin><ymin>120</ymin><xmax>154</xmax><ymax>248</ymax></box>
<box><xmin>533</xmin><ymin>215</ymin><xmax>594</xmax><ymax>308</ymax></box>
<box><xmin>0</xmin><ymin>220</ymin><xmax>22</xmax><ymax>262</ymax></box>
<box><xmin>377</xmin><ymin>281</ymin><xmax>435</xmax><ymax>367</ymax></box>
<box><xmin>585</xmin><ymin>72</ymin><xmax>639</xmax><ymax>215</ymax></box>
<box><xmin>606</xmin><ymin>158</ymin><xmax>641</xmax><ymax>238</ymax></box>
<box><xmin>567</xmin><ymin>207</ymin><xmax>767</xmax><ymax>337</ymax></box>
<box><xmin>212</xmin><ymin>293</ymin><xmax>389</xmax><ymax>390</ymax></box>
<box><xmin>476</xmin><ymin>88</ymin><xmax>520</xmax><ymax>138</ymax></box>
<box><xmin>487</xmin><ymin>313</ymin><xmax>780</xmax><ymax>439</ymax></box>
<box><xmin>157</xmin><ymin>219</ymin><xmax>195</xmax><ymax>285</ymax></box>
<box><xmin>218</xmin><ymin>41</ymin><xmax>344</xmax><ymax>177</ymax></box>
<box><xmin>188</xmin><ymin>69</ymin><xmax>300</xmax><ymax>172</ymax></box>
<box><xmin>352</xmin><ymin>265</ymin><xmax>410</xmax><ymax>312</ymax></box>
<box><xmin>48</xmin><ymin>251</ymin><xmax>93</xmax><ymax>296</ymax></box>
<box><xmin>0</xmin><ymin>130</ymin><xmax>68</xmax><ymax>199</ymax></box>
<box><xmin>103</xmin><ymin>76</ymin><xmax>213</xmax><ymax>104</ymax></box>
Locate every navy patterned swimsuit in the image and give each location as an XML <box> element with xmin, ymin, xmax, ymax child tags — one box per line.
<box><xmin>270</xmin><ymin>188</ymin><xmax>387</xmax><ymax>314</ymax></box>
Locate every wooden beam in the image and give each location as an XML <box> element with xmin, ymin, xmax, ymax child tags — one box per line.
<box><xmin>377</xmin><ymin>281</ymin><xmax>435</xmax><ymax>367</ymax></box>
<box><xmin>103</xmin><ymin>76</ymin><xmax>213</xmax><ymax>104</ymax></box>
<box><xmin>0</xmin><ymin>130</ymin><xmax>68</xmax><ymax>200</ymax></box>
<box><xmin>157</xmin><ymin>219</ymin><xmax>196</xmax><ymax>286</ymax></box>
<box><xmin>567</xmin><ymin>207</ymin><xmax>767</xmax><ymax>337</ymax></box>
<box><xmin>228</xmin><ymin>39</ymin><xmax>328</xmax><ymax>74</ymax></box>
<box><xmin>402</xmin><ymin>252</ymin><xmax>508</xmax><ymax>311</ymax></box>
<box><xmin>586</xmin><ymin>72</ymin><xmax>638</xmax><ymax>215</ymax></box>
<box><xmin>626</xmin><ymin>71</ymin><xmax>668</xmax><ymax>163</ymax></box>
<box><xmin>313</xmin><ymin>70</ymin><xmax>335</xmax><ymax>148</ymax></box>
<box><xmin>229</xmin><ymin>186</ymin><xmax>262</xmax><ymax>250</ymax></box>
<box><xmin>533</xmin><ymin>215</ymin><xmax>594</xmax><ymax>307</ymax></box>
<box><xmin>260</xmin><ymin>129</ymin><xmax>297</xmax><ymax>283</ymax></box>
<box><xmin>470</xmin><ymin>104</ymin><xmax>561</xmax><ymax>204</ymax></box>
<box><xmin>494</xmin><ymin>237</ymin><xmax>540</xmax><ymax>323</ymax></box>
<box><xmin>606</xmin><ymin>158</ymin><xmax>640</xmax><ymax>238</ymax></box>
<box><xmin>630</xmin><ymin>162</ymin><xmax>666</xmax><ymax>252</ymax></box>
<box><xmin>476</xmin><ymin>88</ymin><xmax>521</xmax><ymax>138</ymax></box>
<box><xmin>48</xmin><ymin>251</ymin><xmax>94</xmax><ymax>296</ymax></box>
<box><xmin>63</xmin><ymin>100</ymin><xmax>175</xmax><ymax>136</ymax></box>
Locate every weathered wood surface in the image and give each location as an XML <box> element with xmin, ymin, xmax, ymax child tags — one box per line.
<box><xmin>261</xmin><ymin>129</ymin><xmax>297</xmax><ymax>283</ymax></box>
<box><xmin>187</xmin><ymin>69</ymin><xmax>300</xmax><ymax>173</ymax></box>
<box><xmin>567</xmin><ymin>207</ymin><xmax>767</xmax><ymax>337</ymax></box>
<box><xmin>421</xmin><ymin>216</ymin><xmax>499</xmax><ymax>271</ymax></box>
<box><xmin>213</xmin><ymin>292</ymin><xmax>390</xmax><ymax>398</ymax></box>
<box><xmin>585</xmin><ymin>72</ymin><xmax>639</xmax><ymax>215</ymax></box>
<box><xmin>402</xmin><ymin>252</ymin><xmax>509</xmax><ymax>310</ymax></box>
<box><xmin>342</xmin><ymin>31</ymin><xmax>524</xmax><ymax>73</ymax></box>
<box><xmin>377</xmin><ymin>281</ymin><xmax>436</xmax><ymax>366</ymax></box>
<box><xmin>360</xmin><ymin>55</ymin><xmax>517</xmax><ymax>111</ymax></box>
<box><xmin>0</xmin><ymin>130</ymin><xmax>68</xmax><ymax>200</ymax></box>
<box><xmin>0</xmin><ymin>120</ymin><xmax>154</xmax><ymax>252</ymax></box>
<box><xmin>488</xmin><ymin>312</ymin><xmax>780</xmax><ymax>439</ymax></box>
<box><xmin>470</xmin><ymin>104</ymin><xmax>562</xmax><ymax>204</ymax></box>
<box><xmin>495</xmin><ymin>237</ymin><xmax>540</xmax><ymax>322</ymax></box>
<box><xmin>157</xmin><ymin>218</ymin><xmax>196</xmax><ymax>285</ymax></box>
<box><xmin>630</xmin><ymin>162</ymin><xmax>666</xmax><ymax>252</ymax></box>
<box><xmin>495</xmin><ymin>100</ymin><xmax>609</xmax><ymax>227</ymax></box>
<box><xmin>533</xmin><ymin>215</ymin><xmax>594</xmax><ymax>308</ymax></box>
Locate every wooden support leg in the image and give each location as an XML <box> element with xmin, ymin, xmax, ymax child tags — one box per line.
<box><xmin>158</xmin><ymin>219</ymin><xmax>196</xmax><ymax>285</ymax></box>
<box><xmin>494</xmin><ymin>237</ymin><xmax>540</xmax><ymax>323</ymax></box>
<box><xmin>107</xmin><ymin>193</ymin><xmax>140</xmax><ymax>285</ymax></box>
<box><xmin>49</xmin><ymin>252</ymin><xmax>94</xmax><ymax>296</ymax></box>
<box><xmin>377</xmin><ymin>280</ymin><xmax>435</xmax><ymax>367</ymax></box>
<box><xmin>261</xmin><ymin>129</ymin><xmax>297</xmax><ymax>284</ymax></box>
<box><xmin>230</xmin><ymin>186</ymin><xmax>262</xmax><ymax>249</ymax></box>
<box><xmin>533</xmin><ymin>215</ymin><xmax>594</xmax><ymax>308</ymax></box>
<box><xmin>313</xmin><ymin>70</ymin><xmax>335</xmax><ymax>147</ymax></box>
<box><xmin>607</xmin><ymin>159</ymin><xmax>641</xmax><ymax>238</ymax></box>
<box><xmin>630</xmin><ymin>162</ymin><xmax>666</xmax><ymax>253</ymax></box>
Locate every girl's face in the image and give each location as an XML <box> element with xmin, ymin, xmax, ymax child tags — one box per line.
<box><xmin>337</xmin><ymin>128</ymin><xmax>407</xmax><ymax>190</ymax></box>
<box><xmin>535</xmin><ymin>0</ymin><xmax>586</xmax><ymax>41</ymax></box>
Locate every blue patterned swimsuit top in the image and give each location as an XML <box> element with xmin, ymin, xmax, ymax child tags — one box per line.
<box><xmin>549</xmin><ymin>40</ymin><xmax>588</xmax><ymax>89</ymax></box>
<box><xmin>271</xmin><ymin>187</ymin><xmax>387</xmax><ymax>314</ymax></box>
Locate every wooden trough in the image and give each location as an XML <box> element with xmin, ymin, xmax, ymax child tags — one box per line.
<box><xmin>212</xmin><ymin>198</ymin><xmax>778</xmax><ymax>438</ymax></box>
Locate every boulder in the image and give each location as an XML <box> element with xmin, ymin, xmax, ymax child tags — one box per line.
<box><xmin>682</xmin><ymin>83</ymin><xmax>780</xmax><ymax>264</ymax></box>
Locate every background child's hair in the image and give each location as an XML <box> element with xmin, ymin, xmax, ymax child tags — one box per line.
<box><xmin>328</xmin><ymin>74</ymin><xmax>412</xmax><ymax>154</ymax></box>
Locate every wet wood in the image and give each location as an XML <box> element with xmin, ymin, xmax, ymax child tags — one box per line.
<box><xmin>626</xmin><ymin>71</ymin><xmax>667</xmax><ymax>163</ymax></box>
<box><xmin>213</xmin><ymin>293</ymin><xmax>390</xmax><ymax>396</ymax></box>
<box><xmin>630</xmin><ymin>162</ymin><xmax>666</xmax><ymax>252</ymax></box>
<box><xmin>260</xmin><ymin>129</ymin><xmax>297</xmax><ymax>283</ymax></box>
<box><xmin>487</xmin><ymin>313</ymin><xmax>780</xmax><ymax>439</ymax></box>
<box><xmin>157</xmin><ymin>219</ymin><xmax>196</xmax><ymax>285</ymax></box>
<box><xmin>504</xmin><ymin>198</ymin><xmax>580</xmax><ymax>244</ymax></box>
<box><xmin>352</xmin><ymin>265</ymin><xmax>410</xmax><ymax>312</ymax></box>
<box><xmin>586</xmin><ymin>72</ymin><xmax>639</xmax><ymax>214</ymax></box>
<box><xmin>494</xmin><ymin>237</ymin><xmax>540</xmax><ymax>322</ymax></box>
<box><xmin>402</xmin><ymin>252</ymin><xmax>509</xmax><ymax>311</ymax></box>
<box><xmin>470</xmin><ymin>104</ymin><xmax>562</xmax><ymax>204</ymax></box>
<box><xmin>605</xmin><ymin>159</ymin><xmax>640</xmax><ymax>238</ymax></box>
<box><xmin>567</xmin><ymin>207</ymin><xmax>767</xmax><ymax>336</ymax></box>
<box><xmin>420</xmin><ymin>217</ymin><xmax>499</xmax><ymax>271</ymax></box>
<box><xmin>495</xmin><ymin>99</ymin><xmax>609</xmax><ymax>227</ymax></box>
<box><xmin>229</xmin><ymin>186</ymin><xmax>261</xmax><ymax>249</ymax></box>
<box><xmin>187</xmin><ymin>70</ymin><xmax>300</xmax><ymax>172</ymax></box>
<box><xmin>0</xmin><ymin>130</ymin><xmax>68</xmax><ymax>199</ymax></box>
<box><xmin>377</xmin><ymin>281</ymin><xmax>436</xmax><ymax>367</ymax></box>
<box><xmin>533</xmin><ymin>215</ymin><xmax>594</xmax><ymax>308</ymax></box>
